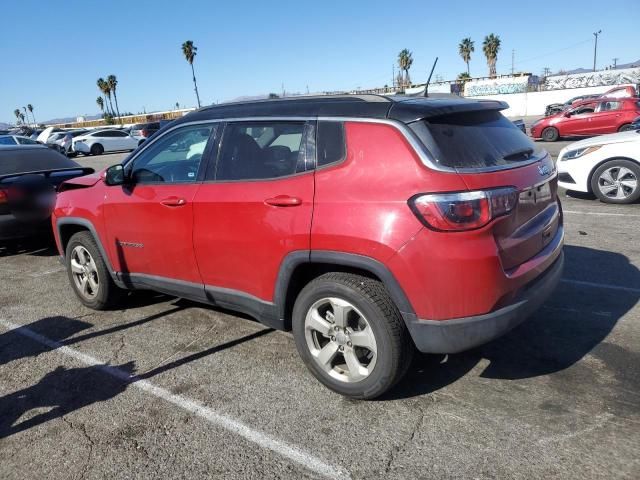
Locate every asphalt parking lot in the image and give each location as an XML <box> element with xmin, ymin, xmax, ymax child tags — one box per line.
<box><xmin>1</xmin><ymin>145</ymin><xmax>639</xmax><ymax>479</ymax></box>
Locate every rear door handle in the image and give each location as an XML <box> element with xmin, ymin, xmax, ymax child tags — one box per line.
<box><xmin>264</xmin><ymin>195</ymin><xmax>302</xmax><ymax>207</ymax></box>
<box><xmin>160</xmin><ymin>196</ymin><xmax>187</xmax><ymax>207</ymax></box>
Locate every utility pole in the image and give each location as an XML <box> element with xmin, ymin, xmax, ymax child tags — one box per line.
<box><xmin>511</xmin><ymin>49</ymin><xmax>515</xmax><ymax>75</ymax></box>
<box><xmin>612</xmin><ymin>57</ymin><xmax>618</xmax><ymax>69</ymax></box>
<box><xmin>593</xmin><ymin>30</ymin><xmax>602</xmax><ymax>72</ymax></box>
<box><xmin>392</xmin><ymin>64</ymin><xmax>395</xmax><ymax>89</ymax></box>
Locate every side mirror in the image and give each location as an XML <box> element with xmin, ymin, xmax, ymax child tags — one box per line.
<box><xmin>104</xmin><ymin>164</ymin><xmax>127</xmax><ymax>186</ymax></box>
<box><xmin>563</xmin><ymin>111</ymin><xmax>572</xmax><ymax>117</ymax></box>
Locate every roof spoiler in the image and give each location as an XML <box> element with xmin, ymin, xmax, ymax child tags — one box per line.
<box><xmin>0</xmin><ymin>167</ymin><xmax>95</xmax><ymax>184</ymax></box>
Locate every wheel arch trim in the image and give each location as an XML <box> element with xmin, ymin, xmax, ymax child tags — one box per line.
<box><xmin>274</xmin><ymin>250</ymin><xmax>416</xmax><ymax>322</ymax></box>
<box><xmin>56</xmin><ymin>217</ymin><xmax>122</xmax><ymax>286</ymax></box>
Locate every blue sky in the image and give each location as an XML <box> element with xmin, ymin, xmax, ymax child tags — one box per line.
<box><xmin>1</xmin><ymin>0</ymin><xmax>638</xmax><ymax>123</ymax></box>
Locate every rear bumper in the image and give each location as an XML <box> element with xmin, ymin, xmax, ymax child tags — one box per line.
<box><xmin>404</xmin><ymin>250</ymin><xmax>564</xmax><ymax>354</ymax></box>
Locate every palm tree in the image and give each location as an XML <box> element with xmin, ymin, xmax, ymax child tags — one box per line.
<box><xmin>19</xmin><ymin>113</ymin><xmax>25</xmax><ymax>125</ymax></box>
<box><xmin>22</xmin><ymin>107</ymin><xmax>30</xmax><ymax>127</ymax></box>
<box><xmin>14</xmin><ymin>109</ymin><xmax>21</xmax><ymax>125</ymax></box>
<box><xmin>482</xmin><ymin>34</ymin><xmax>501</xmax><ymax>78</ymax></box>
<box><xmin>457</xmin><ymin>72</ymin><xmax>471</xmax><ymax>82</ymax></box>
<box><xmin>458</xmin><ymin>38</ymin><xmax>475</xmax><ymax>75</ymax></box>
<box><xmin>175</xmin><ymin>102</ymin><xmax>180</xmax><ymax>110</ymax></box>
<box><xmin>397</xmin><ymin>49</ymin><xmax>413</xmax><ymax>88</ymax></box>
<box><xmin>107</xmin><ymin>75</ymin><xmax>121</xmax><ymax>122</ymax></box>
<box><xmin>96</xmin><ymin>96</ymin><xmax>104</xmax><ymax>115</ymax></box>
<box><xmin>182</xmin><ymin>40</ymin><xmax>201</xmax><ymax>108</ymax></box>
<box><xmin>96</xmin><ymin>78</ymin><xmax>112</xmax><ymax>116</ymax></box>
<box><xmin>27</xmin><ymin>104</ymin><xmax>36</xmax><ymax>126</ymax></box>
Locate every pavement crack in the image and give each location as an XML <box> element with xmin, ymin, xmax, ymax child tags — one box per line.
<box><xmin>382</xmin><ymin>408</ymin><xmax>425</xmax><ymax>475</ymax></box>
<box><xmin>62</xmin><ymin>416</ymin><xmax>95</xmax><ymax>480</ymax></box>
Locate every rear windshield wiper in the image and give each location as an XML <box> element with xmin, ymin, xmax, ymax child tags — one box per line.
<box><xmin>502</xmin><ymin>148</ymin><xmax>535</xmax><ymax>161</ymax></box>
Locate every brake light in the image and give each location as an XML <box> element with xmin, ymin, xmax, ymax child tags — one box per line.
<box><xmin>0</xmin><ymin>189</ymin><xmax>6</xmax><ymax>204</ymax></box>
<box><xmin>409</xmin><ymin>188</ymin><xmax>518</xmax><ymax>232</ymax></box>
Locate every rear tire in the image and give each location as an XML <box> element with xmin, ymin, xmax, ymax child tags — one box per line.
<box><xmin>90</xmin><ymin>143</ymin><xmax>104</xmax><ymax>155</ymax></box>
<box><xmin>618</xmin><ymin>123</ymin><xmax>633</xmax><ymax>132</ymax></box>
<box><xmin>65</xmin><ymin>231</ymin><xmax>125</xmax><ymax>310</ymax></box>
<box><xmin>590</xmin><ymin>159</ymin><xmax>640</xmax><ymax>204</ymax></box>
<box><xmin>292</xmin><ymin>272</ymin><xmax>414</xmax><ymax>399</ymax></box>
<box><xmin>542</xmin><ymin>127</ymin><xmax>559</xmax><ymax>142</ymax></box>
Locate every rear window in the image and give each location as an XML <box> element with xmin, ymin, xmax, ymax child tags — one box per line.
<box><xmin>0</xmin><ymin>148</ymin><xmax>80</xmax><ymax>176</ymax></box>
<box><xmin>411</xmin><ymin>110</ymin><xmax>541</xmax><ymax>169</ymax></box>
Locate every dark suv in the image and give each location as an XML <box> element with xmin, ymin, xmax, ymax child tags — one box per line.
<box><xmin>53</xmin><ymin>95</ymin><xmax>564</xmax><ymax>399</ymax></box>
<box><xmin>130</xmin><ymin>122</ymin><xmax>161</xmax><ymax>144</ymax></box>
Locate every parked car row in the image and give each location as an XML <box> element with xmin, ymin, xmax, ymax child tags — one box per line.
<box><xmin>531</xmin><ymin>97</ymin><xmax>640</xmax><ymax>141</ymax></box>
<box><xmin>543</xmin><ymin>85</ymin><xmax>637</xmax><ymax>117</ymax></box>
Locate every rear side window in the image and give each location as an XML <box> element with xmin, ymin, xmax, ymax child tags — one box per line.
<box><xmin>216</xmin><ymin>122</ymin><xmax>307</xmax><ymax>181</ymax></box>
<box><xmin>317</xmin><ymin>121</ymin><xmax>346</xmax><ymax>167</ymax></box>
<box><xmin>411</xmin><ymin>110</ymin><xmax>541</xmax><ymax>169</ymax></box>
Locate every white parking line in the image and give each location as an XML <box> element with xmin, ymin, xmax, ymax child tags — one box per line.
<box><xmin>561</xmin><ymin>279</ymin><xmax>640</xmax><ymax>294</ymax></box>
<box><xmin>0</xmin><ymin>319</ymin><xmax>350</xmax><ymax>480</ymax></box>
<box><xmin>563</xmin><ymin>210</ymin><xmax>640</xmax><ymax>218</ymax></box>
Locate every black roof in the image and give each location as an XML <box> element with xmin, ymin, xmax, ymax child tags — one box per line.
<box><xmin>173</xmin><ymin>94</ymin><xmax>508</xmax><ymax>126</ymax></box>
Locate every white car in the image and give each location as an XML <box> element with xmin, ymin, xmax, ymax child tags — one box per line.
<box><xmin>557</xmin><ymin>129</ymin><xmax>640</xmax><ymax>204</ymax></box>
<box><xmin>73</xmin><ymin>129</ymin><xmax>138</xmax><ymax>156</ymax></box>
<box><xmin>0</xmin><ymin>135</ymin><xmax>40</xmax><ymax>146</ymax></box>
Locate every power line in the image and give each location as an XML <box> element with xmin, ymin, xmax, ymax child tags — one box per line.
<box><xmin>513</xmin><ymin>38</ymin><xmax>592</xmax><ymax>67</ymax></box>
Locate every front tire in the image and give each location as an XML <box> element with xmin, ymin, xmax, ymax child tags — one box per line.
<box><xmin>292</xmin><ymin>273</ymin><xmax>414</xmax><ymax>399</ymax></box>
<box><xmin>618</xmin><ymin>123</ymin><xmax>633</xmax><ymax>132</ymax></box>
<box><xmin>590</xmin><ymin>159</ymin><xmax>640</xmax><ymax>204</ymax></box>
<box><xmin>542</xmin><ymin>127</ymin><xmax>559</xmax><ymax>142</ymax></box>
<box><xmin>65</xmin><ymin>231</ymin><xmax>125</xmax><ymax>310</ymax></box>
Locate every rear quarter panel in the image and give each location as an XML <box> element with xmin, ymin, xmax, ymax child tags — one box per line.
<box><xmin>311</xmin><ymin>121</ymin><xmax>467</xmax><ymax>262</ymax></box>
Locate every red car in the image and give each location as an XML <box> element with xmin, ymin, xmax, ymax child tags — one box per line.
<box><xmin>52</xmin><ymin>95</ymin><xmax>564</xmax><ymax>399</ymax></box>
<box><xmin>532</xmin><ymin>96</ymin><xmax>640</xmax><ymax>141</ymax></box>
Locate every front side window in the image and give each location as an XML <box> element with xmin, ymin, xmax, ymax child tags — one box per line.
<box><xmin>596</xmin><ymin>101</ymin><xmax>621</xmax><ymax>112</ymax></box>
<box><xmin>129</xmin><ymin>124</ymin><xmax>214</xmax><ymax>184</ymax></box>
<box><xmin>572</xmin><ymin>103</ymin><xmax>597</xmax><ymax>115</ymax></box>
<box><xmin>216</xmin><ymin>122</ymin><xmax>307</xmax><ymax>181</ymax></box>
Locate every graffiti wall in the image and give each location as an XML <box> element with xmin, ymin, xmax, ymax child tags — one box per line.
<box><xmin>464</xmin><ymin>75</ymin><xmax>530</xmax><ymax>96</ymax></box>
<box><xmin>544</xmin><ymin>67</ymin><xmax>640</xmax><ymax>90</ymax></box>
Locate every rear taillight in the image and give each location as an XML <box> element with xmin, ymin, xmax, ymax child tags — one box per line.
<box><xmin>409</xmin><ymin>187</ymin><xmax>518</xmax><ymax>232</ymax></box>
<box><xmin>0</xmin><ymin>189</ymin><xmax>7</xmax><ymax>204</ymax></box>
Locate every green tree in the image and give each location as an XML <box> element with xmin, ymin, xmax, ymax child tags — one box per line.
<box><xmin>96</xmin><ymin>78</ymin><xmax>110</xmax><ymax>116</ymax></box>
<box><xmin>397</xmin><ymin>49</ymin><xmax>413</xmax><ymax>88</ymax></box>
<box><xmin>457</xmin><ymin>72</ymin><xmax>471</xmax><ymax>82</ymax></box>
<box><xmin>458</xmin><ymin>37</ymin><xmax>475</xmax><ymax>75</ymax></box>
<box><xmin>96</xmin><ymin>96</ymin><xmax>104</xmax><ymax>114</ymax></box>
<box><xmin>182</xmin><ymin>40</ymin><xmax>201</xmax><ymax>108</ymax></box>
<box><xmin>107</xmin><ymin>75</ymin><xmax>121</xmax><ymax>122</ymax></box>
<box><xmin>482</xmin><ymin>34</ymin><xmax>501</xmax><ymax>78</ymax></box>
<box><xmin>27</xmin><ymin>104</ymin><xmax>36</xmax><ymax>126</ymax></box>
<box><xmin>22</xmin><ymin>107</ymin><xmax>30</xmax><ymax>126</ymax></box>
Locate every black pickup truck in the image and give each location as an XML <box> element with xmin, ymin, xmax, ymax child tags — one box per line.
<box><xmin>0</xmin><ymin>145</ymin><xmax>93</xmax><ymax>241</ymax></box>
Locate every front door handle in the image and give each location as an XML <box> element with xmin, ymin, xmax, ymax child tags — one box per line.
<box><xmin>264</xmin><ymin>195</ymin><xmax>302</xmax><ymax>207</ymax></box>
<box><xmin>160</xmin><ymin>196</ymin><xmax>187</xmax><ymax>207</ymax></box>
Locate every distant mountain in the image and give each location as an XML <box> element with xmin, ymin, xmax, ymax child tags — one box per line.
<box><xmin>0</xmin><ymin>122</ymin><xmax>12</xmax><ymax>130</ymax></box>
<box><xmin>553</xmin><ymin>59</ymin><xmax>640</xmax><ymax>76</ymax></box>
<box><xmin>40</xmin><ymin>113</ymin><xmax>102</xmax><ymax>125</ymax></box>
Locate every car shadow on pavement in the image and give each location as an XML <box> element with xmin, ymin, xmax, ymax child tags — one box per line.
<box><xmin>0</xmin><ymin>232</ymin><xmax>57</xmax><ymax>258</ymax></box>
<box><xmin>385</xmin><ymin>244</ymin><xmax>640</xmax><ymax>400</ymax></box>
<box><xmin>0</xmin><ymin>310</ymin><xmax>273</xmax><ymax>439</ymax></box>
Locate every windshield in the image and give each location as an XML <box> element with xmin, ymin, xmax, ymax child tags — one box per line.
<box><xmin>410</xmin><ymin>110</ymin><xmax>542</xmax><ymax>169</ymax></box>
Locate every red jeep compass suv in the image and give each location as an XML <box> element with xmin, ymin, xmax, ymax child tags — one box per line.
<box><xmin>53</xmin><ymin>95</ymin><xmax>564</xmax><ymax>399</ymax></box>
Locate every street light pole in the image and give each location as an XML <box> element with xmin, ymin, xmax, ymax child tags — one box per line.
<box><xmin>593</xmin><ymin>30</ymin><xmax>602</xmax><ymax>72</ymax></box>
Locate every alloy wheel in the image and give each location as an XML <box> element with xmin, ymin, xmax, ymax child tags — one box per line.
<box><xmin>70</xmin><ymin>245</ymin><xmax>100</xmax><ymax>300</ymax></box>
<box><xmin>304</xmin><ymin>297</ymin><xmax>378</xmax><ymax>383</ymax></box>
<box><xmin>597</xmin><ymin>166</ymin><xmax>638</xmax><ymax>200</ymax></box>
